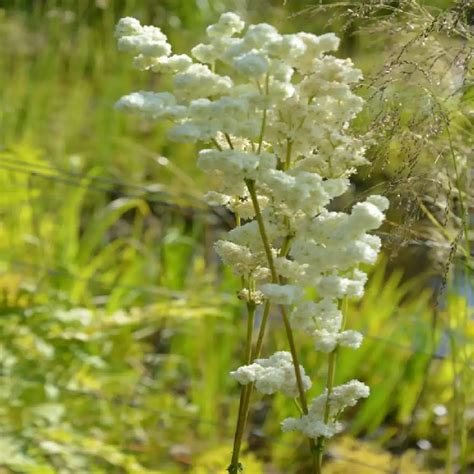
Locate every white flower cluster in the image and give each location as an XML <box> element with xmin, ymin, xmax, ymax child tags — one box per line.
<box><xmin>116</xmin><ymin>12</ymin><xmax>388</xmax><ymax>441</ymax></box>
<box><xmin>230</xmin><ymin>351</ymin><xmax>311</xmax><ymax>397</ymax></box>
<box><xmin>282</xmin><ymin>380</ymin><xmax>370</xmax><ymax>438</ymax></box>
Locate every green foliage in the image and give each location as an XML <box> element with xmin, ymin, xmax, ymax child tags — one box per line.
<box><xmin>0</xmin><ymin>304</ymin><xmax>159</xmax><ymax>472</ymax></box>
<box><xmin>0</xmin><ymin>0</ymin><xmax>472</xmax><ymax>472</ymax></box>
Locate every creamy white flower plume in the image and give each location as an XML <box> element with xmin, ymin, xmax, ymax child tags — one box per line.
<box><xmin>115</xmin><ymin>12</ymin><xmax>389</xmax><ymax>444</ymax></box>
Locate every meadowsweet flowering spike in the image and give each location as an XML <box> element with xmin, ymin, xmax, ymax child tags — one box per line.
<box><xmin>115</xmin><ymin>12</ymin><xmax>389</xmax><ymax>470</ymax></box>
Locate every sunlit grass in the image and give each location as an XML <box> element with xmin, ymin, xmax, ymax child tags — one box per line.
<box><xmin>0</xmin><ymin>0</ymin><xmax>472</xmax><ymax>472</ymax></box>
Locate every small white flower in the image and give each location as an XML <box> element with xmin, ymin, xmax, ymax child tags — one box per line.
<box><xmin>281</xmin><ymin>379</ymin><xmax>369</xmax><ymax>439</ymax></box>
<box><xmin>214</xmin><ymin>240</ymin><xmax>254</xmax><ymax>275</ymax></box>
<box><xmin>230</xmin><ymin>351</ymin><xmax>312</xmax><ymax>397</ymax></box>
<box><xmin>115</xmin><ymin>17</ymin><xmax>142</xmax><ymax>38</ymax></box>
<box><xmin>317</xmin><ymin>33</ymin><xmax>341</xmax><ymax>52</ymax></box>
<box><xmin>329</xmin><ymin>380</ymin><xmax>370</xmax><ymax>411</ymax></box>
<box><xmin>260</xmin><ymin>284</ymin><xmax>303</xmax><ymax>305</ymax></box>
<box><xmin>191</xmin><ymin>43</ymin><xmax>218</xmax><ymax>64</ymax></box>
<box><xmin>313</xmin><ymin>329</ymin><xmax>339</xmax><ymax>353</ymax></box>
<box><xmin>268</xmin><ymin>59</ymin><xmax>294</xmax><ymax>82</ymax></box>
<box><xmin>269</xmin><ymin>34</ymin><xmax>306</xmax><ymax>61</ymax></box>
<box><xmin>291</xmin><ymin>299</ymin><xmax>342</xmax><ymax>334</ymax></box>
<box><xmin>350</xmin><ymin>200</ymin><xmax>387</xmax><ymax>231</ymax></box>
<box><xmin>206</xmin><ymin>12</ymin><xmax>245</xmax><ymax>38</ymax></box>
<box><xmin>274</xmin><ymin>257</ymin><xmax>304</xmax><ymax>281</ymax></box>
<box><xmin>317</xmin><ymin>270</ymin><xmax>367</xmax><ymax>299</ymax></box>
<box><xmin>281</xmin><ymin>416</ymin><xmax>342</xmax><ymax>439</ymax></box>
<box><xmin>238</xmin><ymin>288</ymin><xmax>265</xmax><ymax>305</ymax></box>
<box><xmin>230</xmin><ymin>194</ymin><xmax>269</xmax><ymax>220</ymax></box>
<box><xmin>151</xmin><ymin>54</ymin><xmax>193</xmax><ymax>73</ymax></box>
<box><xmin>117</xmin><ymin>23</ymin><xmax>171</xmax><ymax>58</ymax></box>
<box><xmin>168</xmin><ymin>122</ymin><xmax>216</xmax><ymax>142</ymax></box>
<box><xmin>243</xmin><ymin>23</ymin><xmax>281</xmax><ymax>49</ymax></box>
<box><xmin>204</xmin><ymin>191</ymin><xmax>231</xmax><ymax>207</ymax></box>
<box><xmin>338</xmin><ymin>330</ymin><xmax>363</xmax><ymax>349</ymax></box>
<box><xmin>366</xmin><ymin>195</ymin><xmax>390</xmax><ymax>212</ymax></box>
<box><xmin>234</xmin><ymin>51</ymin><xmax>269</xmax><ymax>77</ymax></box>
<box><xmin>114</xmin><ymin>91</ymin><xmax>186</xmax><ymax>120</ymax></box>
<box><xmin>174</xmin><ymin>64</ymin><xmax>233</xmax><ymax>99</ymax></box>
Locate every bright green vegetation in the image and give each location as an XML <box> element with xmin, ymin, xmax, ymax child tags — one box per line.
<box><xmin>0</xmin><ymin>1</ymin><xmax>472</xmax><ymax>472</ymax></box>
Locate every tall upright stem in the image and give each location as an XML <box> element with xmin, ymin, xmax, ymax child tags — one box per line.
<box><xmin>315</xmin><ymin>350</ymin><xmax>337</xmax><ymax>471</ymax></box>
<box><xmin>253</xmin><ymin>300</ymin><xmax>271</xmax><ymax>359</ymax></box>
<box><xmin>228</xmin><ymin>299</ymin><xmax>272</xmax><ymax>474</ymax></box>
<box><xmin>227</xmin><ymin>206</ymin><xmax>255</xmax><ymax>474</ymax></box>
<box><xmin>245</xmin><ymin>178</ymin><xmax>318</xmax><ymax>472</ymax></box>
<box><xmin>229</xmin><ymin>234</ymin><xmax>294</xmax><ymax>472</ymax></box>
<box><xmin>256</xmin><ymin>74</ymin><xmax>270</xmax><ymax>154</ymax></box>
<box><xmin>228</xmin><ymin>77</ymin><xmax>318</xmax><ymax>473</ymax></box>
<box><xmin>228</xmin><ymin>301</ymin><xmax>256</xmax><ymax>474</ymax></box>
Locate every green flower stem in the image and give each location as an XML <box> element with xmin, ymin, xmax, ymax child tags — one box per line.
<box><xmin>245</xmin><ymin>178</ymin><xmax>318</xmax><ymax>473</ymax></box>
<box><xmin>253</xmin><ymin>300</ymin><xmax>271</xmax><ymax>359</ymax></box>
<box><xmin>211</xmin><ymin>138</ymin><xmax>223</xmax><ymax>151</ymax></box>
<box><xmin>228</xmin><ymin>300</ymin><xmax>271</xmax><ymax>474</ymax></box>
<box><xmin>229</xmin><ymin>94</ymin><xmax>316</xmax><ymax>473</ymax></box>
<box><xmin>315</xmin><ymin>349</ymin><xmax>338</xmax><ymax>472</ymax></box>
<box><xmin>285</xmin><ymin>138</ymin><xmax>293</xmax><ymax>170</ymax></box>
<box><xmin>225</xmin><ymin>133</ymin><xmax>235</xmax><ymax>150</ymax></box>
<box><xmin>315</xmin><ymin>300</ymin><xmax>345</xmax><ymax>470</ymax></box>
<box><xmin>228</xmin><ymin>206</ymin><xmax>253</xmax><ymax>474</ymax></box>
<box><xmin>279</xmin><ymin>233</ymin><xmax>293</xmax><ymax>259</ymax></box>
<box><xmin>245</xmin><ymin>180</ymin><xmax>278</xmax><ymax>278</ymax></box>
<box><xmin>257</xmin><ymin>109</ymin><xmax>267</xmax><ymax>155</ymax></box>
<box><xmin>228</xmin><ymin>300</ymin><xmax>256</xmax><ymax>474</ymax></box>
<box><xmin>256</xmin><ymin>73</ymin><xmax>270</xmax><ymax>154</ymax></box>
<box><xmin>245</xmin><ymin>302</ymin><xmax>256</xmax><ymax>362</ymax></box>
<box><xmin>232</xmin><ymin>242</ymin><xmax>294</xmax><ymax>471</ymax></box>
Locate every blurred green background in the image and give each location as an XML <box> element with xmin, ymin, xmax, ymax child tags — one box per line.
<box><xmin>0</xmin><ymin>0</ymin><xmax>472</xmax><ymax>472</ymax></box>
